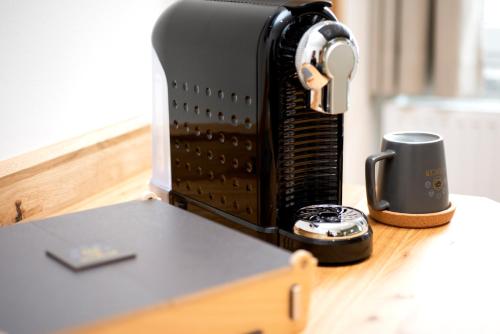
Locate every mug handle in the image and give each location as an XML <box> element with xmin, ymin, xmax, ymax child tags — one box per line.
<box><xmin>365</xmin><ymin>150</ymin><xmax>396</xmax><ymax>211</ymax></box>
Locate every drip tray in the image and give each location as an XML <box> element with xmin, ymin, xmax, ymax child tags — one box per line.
<box><xmin>279</xmin><ymin>204</ymin><xmax>373</xmax><ymax>265</ymax></box>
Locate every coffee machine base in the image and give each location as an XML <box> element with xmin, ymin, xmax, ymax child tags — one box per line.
<box><xmin>279</xmin><ymin>229</ymin><xmax>373</xmax><ymax>265</ymax></box>
<box><xmin>168</xmin><ymin>191</ymin><xmax>372</xmax><ymax>265</ymax></box>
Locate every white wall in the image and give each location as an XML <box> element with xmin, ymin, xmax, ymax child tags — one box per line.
<box><xmin>0</xmin><ymin>0</ymin><xmax>173</xmax><ymax>160</ymax></box>
<box><xmin>0</xmin><ymin>0</ymin><xmax>377</xmax><ymax>189</ymax></box>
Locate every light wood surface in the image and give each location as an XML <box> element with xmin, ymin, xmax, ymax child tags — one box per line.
<box><xmin>50</xmin><ymin>176</ymin><xmax>500</xmax><ymax>334</ymax></box>
<box><xmin>308</xmin><ymin>190</ymin><xmax>500</xmax><ymax>334</ymax></box>
<box><xmin>0</xmin><ymin>118</ymin><xmax>151</xmax><ymax>225</ymax></box>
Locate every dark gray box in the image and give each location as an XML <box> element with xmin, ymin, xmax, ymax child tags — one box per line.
<box><xmin>0</xmin><ymin>200</ymin><xmax>294</xmax><ymax>334</ymax></box>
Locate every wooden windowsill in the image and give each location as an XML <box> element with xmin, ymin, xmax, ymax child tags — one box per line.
<box><xmin>0</xmin><ymin>118</ymin><xmax>151</xmax><ymax>225</ymax></box>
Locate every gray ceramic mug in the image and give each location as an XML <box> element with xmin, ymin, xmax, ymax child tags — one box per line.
<box><xmin>365</xmin><ymin>132</ymin><xmax>449</xmax><ymax>214</ymax></box>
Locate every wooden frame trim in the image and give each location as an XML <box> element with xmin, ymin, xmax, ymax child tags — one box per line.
<box><xmin>0</xmin><ymin>118</ymin><xmax>152</xmax><ymax>226</ymax></box>
<box><xmin>68</xmin><ymin>250</ymin><xmax>317</xmax><ymax>334</ymax></box>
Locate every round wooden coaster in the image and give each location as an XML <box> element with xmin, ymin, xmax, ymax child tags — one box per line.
<box><xmin>368</xmin><ymin>202</ymin><xmax>456</xmax><ymax>228</ymax></box>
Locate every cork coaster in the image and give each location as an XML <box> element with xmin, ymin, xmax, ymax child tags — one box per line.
<box><xmin>368</xmin><ymin>202</ymin><xmax>456</xmax><ymax>228</ymax></box>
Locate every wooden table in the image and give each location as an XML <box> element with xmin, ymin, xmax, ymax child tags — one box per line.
<box><xmin>307</xmin><ymin>189</ymin><xmax>500</xmax><ymax>334</ymax></box>
<box><xmin>50</xmin><ymin>174</ymin><xmax>500</xmax><ymax>334</ymax></box>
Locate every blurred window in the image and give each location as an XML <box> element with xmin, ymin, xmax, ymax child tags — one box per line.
<box><xmin>482</xmin><ymin>0</ymin><xmax>500</xmax><ymax>95</ymax></box>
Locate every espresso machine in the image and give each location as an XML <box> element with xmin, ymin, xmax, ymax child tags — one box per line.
<box><xmin>151</xmin><ymin>0</ymin><xmax>372</xmax><ymax>264</ymax></box>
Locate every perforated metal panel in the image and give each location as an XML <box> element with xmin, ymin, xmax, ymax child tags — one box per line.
<box><xmin>170</xmin><ymin>81</ymin><xmax>258</xmax><ymax>223</ymax></box>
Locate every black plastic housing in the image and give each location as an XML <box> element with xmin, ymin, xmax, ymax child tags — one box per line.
<box><xmin>152</xmin><ymin>0</ymin><xmax>371</xmax><ymax>264</ymax></box>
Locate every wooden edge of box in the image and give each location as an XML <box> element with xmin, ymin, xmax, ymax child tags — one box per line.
<box><xmin>65</xmin><ymin>250</ymin><xmax>317</xmax><ymax>334</ymax></box>
<box><xmin>0</xmin><ymin>118</ymin><xmax>151</xmax><ymax>226</ymax></box>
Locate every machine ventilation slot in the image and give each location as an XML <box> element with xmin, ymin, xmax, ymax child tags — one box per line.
<box><xmin>274</xmin><ymin>13</ymin><xmax>344</xmax><ymax>225</ymax></box>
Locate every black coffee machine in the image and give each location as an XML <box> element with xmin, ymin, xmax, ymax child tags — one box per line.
<box><xmin>151</xmin><ymin>0</ymin><xmax>372</xmax><ymax>264</ymax></box>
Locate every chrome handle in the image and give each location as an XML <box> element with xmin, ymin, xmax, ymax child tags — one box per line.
<box><xmin>323</xmin><ymin>39</ymin><xmax>357</xmax><ymax>115</ymax></box>
<box><xmin>295</xmin><ymin>21</ymin><xmax>358</xmax><ymax>115</ymax></box>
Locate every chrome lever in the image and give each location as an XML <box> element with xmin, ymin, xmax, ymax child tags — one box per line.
<box><xmin>295</xmin><ymin>21</ymin><xmax>358</xmax><ymax>115</ymax></box>
<box><xmin>323</xmin><ymin>38</ymin><xmax>358</xmax><ymax>115</ymax></box>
